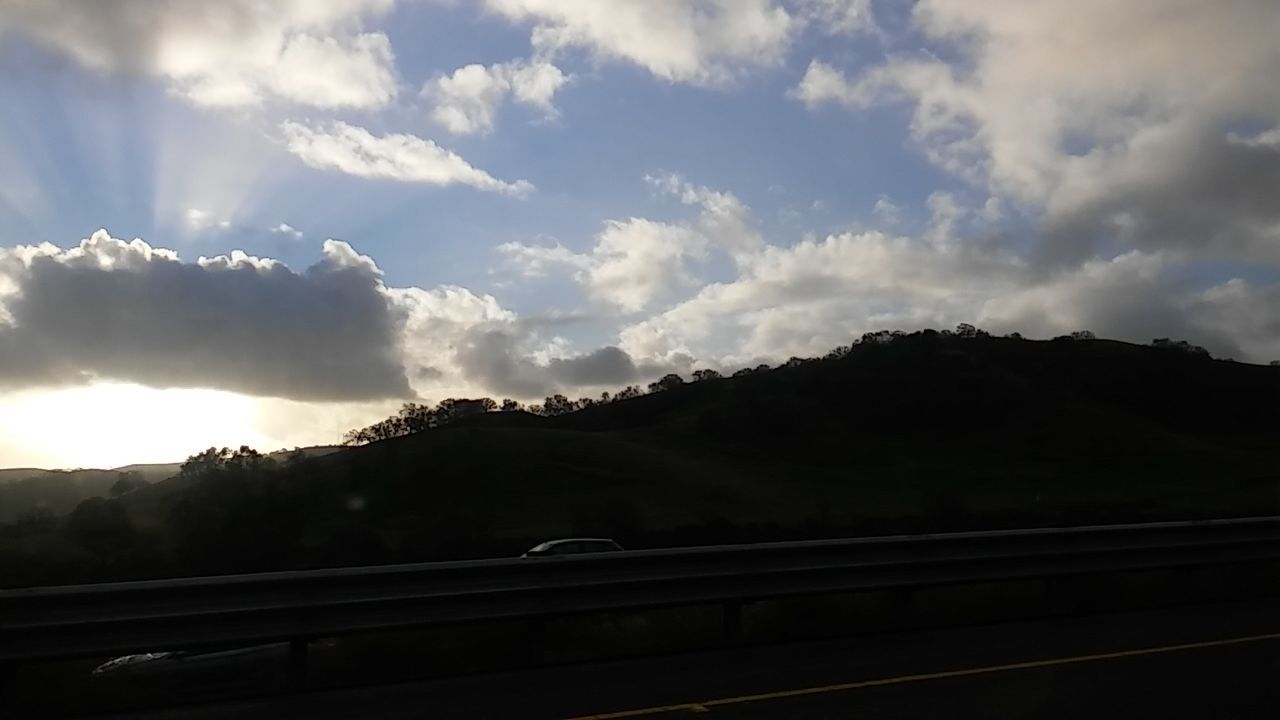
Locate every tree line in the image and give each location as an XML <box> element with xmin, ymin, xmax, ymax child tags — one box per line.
<box><xmin>341</xmin><ymin>323</ymin><xmax>1229</xmax><ymax>447</ymax></box>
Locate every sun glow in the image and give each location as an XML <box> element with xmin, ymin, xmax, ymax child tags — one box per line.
<box><xmin>0</xmin><ymin>383</ymin><xmax>267</xmax><ymax>469</ymax></box>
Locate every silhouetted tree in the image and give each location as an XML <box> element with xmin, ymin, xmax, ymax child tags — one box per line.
<box><xmin>16</xmin><ymin>505</ymin><xmax>55</xmax><ymax>529</ymax></box>
<box><xmin>542</xmin><ymin>394</ymin><xmax>575</xmax><ymax>416</ymax></box>
<box><xmin>955</xmin><ymin>323</ymin><xmax>978</xmax><ymax>338</ymax></box>
<box><xmin>1152</xmin><ymin>338</ymin><xmax>1210</xmax><ymax>357</ymax></box>
<box><xmin>1070</xmin><ymin>330</ymin><xmax>1096</xmax><ymax>340</ymax></box>
<box><xmin>343</xmin><ymin>402</ymin><xmax>439</xmax><ymax>445</ymax></box>
<box><xmin>614</xmin><ymin>385</ymin><xmax>642</xmax><ymax>401</ymax></box>
<box><xmin>691</xmin><ymin>368</ymin><xmax>722</xmax><ymax>381</ymax></box>
<box><xmin>438</xmin><ymin>397</ymin><xmax>496</xmax><ymax>421</ymax></box>
<box><xmin>500</xmin><ymin>398</ymin><xmax>521</xmax><ymax>412</ymax></box>
<box><xmin>68</xmin><ymin>497</ymin><xmax>137</xmax><ymax>563</ymax></box>
<box><xmin>109</xmin><ymin>471</ymin><xmax>148</xmax><ymax>497</ymax></box>
<box><xmin>167</xmin><ymin>447</ymin><xmax>302</xmax><ymax>572</ymax></box>
<box><xmin>648</xmin><ymin>374</ymin><xmax>685</xmax><ymax>393</ymax></box>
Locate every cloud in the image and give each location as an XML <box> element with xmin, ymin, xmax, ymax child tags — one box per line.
<box><xmin>1186</xmin><ymin>279</ymin><xmax>1280</xmax><ymax>363</ymax></box>
<box><xmin>795</xmin><ymin>0</ymin><xmax>876</xmax><ymax>36</ymax></box>
<box><xmin>501</xmin><ymin>219</ymin><xmax>705</xmax><ymax>312</ymax></box>
<box><xmin>793</xmin><ymin>1</ymin><xmax>1280</xmax><ymax>265</ymax></box>
<box><xmin>271</xmin><ymin>223</ymin><xmax>303</xmax><ymax>239</ymax></box>
<box><xmin>425</xmin><ymin>59</ymin><xmax>569</xmax><ymax>135</ymax></box>
<box><xmin>0</xmin><ymin>0</ymin><xmax>399</xmax><ymax>109</ymax></box>
<box><xmin>618</xmin><ymin>226</ymin><xmax>1025</xmax><ymax>366</ymax></box>
<box><xmin>604</xmin><ymin>178</ymin><xmax>1280</xmax><ymax>368</ymax></box>
<box><xmin>185</xmin><ymin>208</ymin><xmax>231</xmax><ymax>232</ymax></box>
<box><xmin>0</xmin><ymin>230</ymin><xmax>411</xmax><ymax>401</ymax></box>
<box><xmin>871</xmin><ymin>196</ymin><xmax>901</xmax><ymax>226</ymax></box>
<box><xmin>546</xmin><ymin>345</ymin><xmax>639</xmax><ymax>386</ymax></box>
<box><xmin>0</xmin><ymin>230</ymin><xmax>681</xmax><ymax>406</ymax></box>
<box><xmin>482</xmin><ymin>0</ymin><xmax>795</xmax><ymax>86</ymax></box>
<box><xmin>977</xmin><ymin>251</ymin><xmax>1241</xmax><ymax>356</ymax></box>
<box><xmin>280</xmin><ymin>120</ymin><xmax>534</xmax><ymax>196</ymax></box>
<box><xmin>499</xmin><ymin>175</ymin><xmax>761</xmax><ymax>312</ymax></box>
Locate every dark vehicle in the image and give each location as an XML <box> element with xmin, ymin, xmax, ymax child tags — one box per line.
<box><xmin>521</xmin><ymin>538</ymin><xmax>624</xmax><ymax>558</ymax></box>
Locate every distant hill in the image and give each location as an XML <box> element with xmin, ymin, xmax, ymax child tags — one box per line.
<box><xmin>0</xmin><ymin>447</ymin><xmax>342</xmax><ymax>524</ymax></box>
<box><xmin>123</xmin><ymin>335</ymin><xmax>1280</xmax><ymax>568</ymax></box>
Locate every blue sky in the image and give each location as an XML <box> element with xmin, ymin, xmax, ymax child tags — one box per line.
<box><xmin>0</xmin><ymin>0</ymin><xmax>1278</xmax><ymax>467</ymax></box>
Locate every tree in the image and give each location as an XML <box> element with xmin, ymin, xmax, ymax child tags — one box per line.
<box><xmin>614</xmin><ymin>385</ymin><xmax>642</xmax><ymax>401</ymax></box>
<box><xmin>955</xmin><ymin>323</ymin><xmax>978</xmax><ymax>338</ymax></box>
<box><xmin>16</xmin><ymin>506</ymin><xmax>55</xmax><ymax>530</ymax></box>
<box><xmin>542</xmin><ymin>394</ymin><xmax>575</xmax><ymax>416</ymax></box>
<box><xmin>647</xmin><ymin>374</ymin><xmax>685</xmax><ymax>393</ymax></box>
<box><xmin>109</xmin><ymin>471</ymin><xmax>148</xmax><ymax>497</ymax></box>
<box><xmin>500</xmin><ymin>398</ymin><xmax>521</xmax><ymax>412</ymax></box>
<box><xmin>1152</xmin><ymin>338</ymin><xmax>1211</xmax><ymax>357</ymax></box>
<box><xmin>691</xmin><ymin>368</ymin><xmax>722</xmax><ymax>382</ymax></box>
<box><xmin>1070</xmin><ymin>330</ymin><xmax>1096</xmax><ymax>340</ymax></box>
<box><xmin>68</xmin><ymin>497</ymin><xmax>137</xmax><ymax>562</ymax></box>
<box><xmin>167</xmin><ymin>446</ymin><xmax>302</xmax><ymax>572</ymax></box>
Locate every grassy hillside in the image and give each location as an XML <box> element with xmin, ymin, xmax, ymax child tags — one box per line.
<box><xmin>278</xmin><ymin>335</ymin><xmax>1278</xmax><ymax>550</ymax></box>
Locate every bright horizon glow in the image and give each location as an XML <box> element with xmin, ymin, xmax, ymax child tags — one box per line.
<box><xmin>0</xmin><ymin>383</ymin><xmax>267</xmax><ymax>469</ymax></box>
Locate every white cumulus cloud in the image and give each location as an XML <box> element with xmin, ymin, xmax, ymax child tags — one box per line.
<box><xmin>0</xmin><ymin>0</ymin><xmax>399</xmax><ymax>109</ymax></box>
<box><xmin>426</xmin><ymin>59</ymin><xmax>569</xmax><ymax>135</ymax></box>
<box><xmin>280</xmin><ymin>120</ymin><xmax>534</xmax><ymax>196</ymax></box>
<box><xmin>482</xmin><ymin>0</ymin><xmax>796</xmax><ymax>86</ymax></box>
<box><xmin>793</xmin><ymin>0</ymin><xmax>1280</xmax><ymax>265</ymax></box>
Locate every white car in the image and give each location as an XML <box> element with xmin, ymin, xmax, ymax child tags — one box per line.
<box><xmin>521</xmin><ymin>538</ymin><xmax>624</xmax><ymax>558</ymax></box>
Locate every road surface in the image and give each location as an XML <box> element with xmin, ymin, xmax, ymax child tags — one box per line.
<box><xmin>81</xmin><ymin>596</ymin><xmax>1280</xmax><ymax>718</ymax></box>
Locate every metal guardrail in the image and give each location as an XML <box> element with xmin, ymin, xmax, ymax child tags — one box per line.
<box><xmin>3</xmin><ymin>516</ymin><xmax>1280</xmax><ymax>666</ymax></box>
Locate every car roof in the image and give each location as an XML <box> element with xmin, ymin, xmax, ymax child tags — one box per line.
<box><xmin>539</xmin><ymin>538</ymin><xmax>616</xmax><ymax>547</ymax></box>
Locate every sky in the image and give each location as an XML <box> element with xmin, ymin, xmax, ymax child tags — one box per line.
<box><xmin>0</xmin><ymin>0</ymin><xmax>1278</xmax><ymax>468</ymax></box>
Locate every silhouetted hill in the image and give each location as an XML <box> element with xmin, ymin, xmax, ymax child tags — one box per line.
<box><xmin>146</xmin><ymin>336</ymin><xmax>1280</xmax><ymax>563</ymax></box>
<box><xmin>5</xmin><ymin>335</ymin><xmax>1277</xmax><ymax>585</ymax></box>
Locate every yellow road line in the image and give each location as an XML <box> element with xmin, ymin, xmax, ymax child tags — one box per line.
<box><xmin>565</xmin><ymin>631</ymin><xmax>1280</xmax><ymax>719</ymax></box>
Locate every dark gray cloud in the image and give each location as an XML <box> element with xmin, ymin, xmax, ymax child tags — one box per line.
<box><xmin>453</xmin><ymin>328</ymin><xmax>552</xmax><ymax>399</ymax></box>
<box><xmin>1043</xmin><ymin>131</ymin><xmax>1280</xmax><ymax>267</ymax></box>
<box><xmin>454</xmin><ymin>329</ymin><xmax>673</xmax><ymax>400</ymax></box>
<box><xmin>547</xmin><ymin>346</ymin><xmax>638</xmax><ymax>386</ymax></box>
<box><xmin>0</xmin><ymin>231</ymin><xmax>411</xmax><ymax>401</ymax></box>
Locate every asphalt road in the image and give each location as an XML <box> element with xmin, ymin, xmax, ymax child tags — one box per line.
<box><xmin>101</xmin><ymin>597</ymin><xmax>1280</xmax><ymax>719</ymax></box>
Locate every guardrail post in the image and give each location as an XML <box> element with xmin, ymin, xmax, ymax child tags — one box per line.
<box><xmin>723</xmin><ymin>601</ymin><xmax>743</xmax><ymax>645</ymax></box>
<box><xmin>289</xmin><ymin>639</ymin><xmax>308</xmax><ymax>686</ymax></box>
